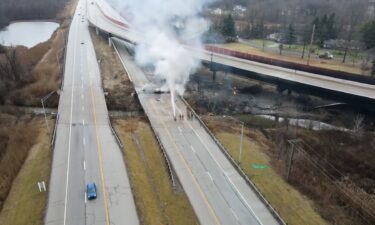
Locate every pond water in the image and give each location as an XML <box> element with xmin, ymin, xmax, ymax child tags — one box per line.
<box><xmin>257</xmin><ymin>115</ymin><xmax>350</xmax><ymax>132</ymax></box>
<box><xmin>0</xmin><ymin>21</ymin><xmax>59</xmax><ymax>48</ymax></box>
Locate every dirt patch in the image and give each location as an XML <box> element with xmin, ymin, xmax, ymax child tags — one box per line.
<box><xmin>114</xmin><ymin>117</ymin><xmax>198</xmax><ymax>225</ymax></box>
<box><xmin>89</xmin><ymin>29</ymin><xmax>142</xmax><ymax>112</ymax></box>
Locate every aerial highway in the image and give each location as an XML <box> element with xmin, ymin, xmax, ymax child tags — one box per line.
<box><xmin>89</xmin><ymin>0</ymin><xmax>375</xmax><ymax>101</ymax></box>
<box><xmin>112</xmin><ymin>38</ymin><xmax>282</xmax><ymax>225</ymax></box>
<box><xmin>44</xmin><ymin>0</ymin><xmax>139</xmax><ymax>225</ymax></box>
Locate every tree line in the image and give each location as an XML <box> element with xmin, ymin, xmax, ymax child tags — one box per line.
<box><xmin>0</xmin><ymin>0</ymin><xmax>68</xmax><ymax>29</ymax></box>
<box><xmin>207</xmin><ymin>0</ymin><xmax>375</xmax><ymax>54</ymax></box>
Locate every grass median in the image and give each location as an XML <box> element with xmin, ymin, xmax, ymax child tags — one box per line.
<box><xmin>114</xmin><ymin>118</ymin><xmax>198</xmax><ymax>225</ymax></box>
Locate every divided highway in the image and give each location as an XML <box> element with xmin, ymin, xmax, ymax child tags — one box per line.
<box><xmin>112</xmin><ymin>38</ymin><xmax>281</xmax><ymax>225</ymax></box>
<box><xmin>44</xmin><ymin>0</ymin><xmax>139</xmax><ymax>225</ymax></box>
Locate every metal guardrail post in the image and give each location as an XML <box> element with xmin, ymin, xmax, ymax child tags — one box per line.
<box><xmin>150</xmin><ymin>126</ymin><xmax>176</xmax><ymax>189</ymax></box>
<box><xmin>107</xmin><ymin>117</ymin><xmax>124</xmax><ymax>148</ymax></box>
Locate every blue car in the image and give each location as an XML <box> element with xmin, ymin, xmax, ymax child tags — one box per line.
<box><xmin>87</xmin><ymin>182</ymin><xmax>97</xmax><ymax>200</ymax></box>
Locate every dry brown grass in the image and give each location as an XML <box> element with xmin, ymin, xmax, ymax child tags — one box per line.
<box><xmin>0</xmin><ymin>114</ymin><xmax>51</xmax><ymax>211</ymax></box>
<box><xmin>90</xmin><ymin>29</ymin><xmax>142</xmax><ymax>112</ymax></box>
<box><xmin>215</xmin><ymin>42</ymin><xmax>367</xmax><ymax>75</ymax></box>
<box><xmin>4</xmin><ymin>0</ymin><xmax>77</xmax><ymax>107</ymax></box>
<box><xmin>114</xmin><ymin>118</ymin><xmax>199</xmax><ymax>225</ymax></box>
<box><xmin>204</xmin><ymin>117</ymin><xmax>328</xmax><ymax>225</ymax></box>
<box><xmin>0</xmin><ymin>117</ymin><xmax>53</xmax><ymax>225</ymax></box>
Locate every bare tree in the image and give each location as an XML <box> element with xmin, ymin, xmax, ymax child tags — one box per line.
<box><xmin>0</xmin><ymin>48</ymin><xmax>23</xmax><ymax>82</ymax></box>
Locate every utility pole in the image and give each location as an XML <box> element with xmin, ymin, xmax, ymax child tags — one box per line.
<box><xmin>41</xmin><ymin>99</ymin><xmax>50</xmax><ymax>132</ymax></box>
<box><xmin>41</xmin><ymin>90</ymin><xmax>57</xmax><ymax>132</ymax></box>
<box><xmin>287</xmin><ymin>139</ymin><xmax>301</xmax><ymax>181</ymax></box>
<box><xmin>224</xmin><ymin>115</ymin><xmax>244</xmax><ymax>164</ymax></box>
<box><xmin>239</xmin><ymin>122</ymin><xmax>244</xmax><ymax>164</ymax></box>
<box><xmin>287</xmin><ymin>144</ymin><xmax>295</xmax><ymax>181</ymax></box>
<box><xmin>307</xmin><ymin>24</ymin><xmax>316</xmax><ymax>66</ymax></box>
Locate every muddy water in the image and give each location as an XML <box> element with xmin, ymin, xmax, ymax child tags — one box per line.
<box><xmin>0</xmin><ymin>21</ymin><xmax>59</xmax><ymax>48</ymax></box>
<box><xmin>257</xmin><ymin>115</ymin><xmax>350</xmax><ymax>132</ymax></box>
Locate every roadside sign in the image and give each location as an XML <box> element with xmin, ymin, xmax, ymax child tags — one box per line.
<box><xmin>251</xmin><ymin>164</ymin><xmax>269</xmax><ymax>170</ymax></box>
<box><xmin>37</xmin><ymin>181</ymin><xmax>47</xmax><ymax>192</ymax></box>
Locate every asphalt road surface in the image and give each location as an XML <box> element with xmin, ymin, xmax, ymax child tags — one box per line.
<box><xmin>112</xmin><ymin>38</ymin><xmax>281</xmax><ymax>225</ymax></box>
<box><xmin>44</xmin><ymin>1</ymin><xmax>139</xmax><ymax>225</ymax></box>
<box><xmin>88</xmin><ymin>0</ymin><xmax>375</xmax><ymax>101</ymax></box>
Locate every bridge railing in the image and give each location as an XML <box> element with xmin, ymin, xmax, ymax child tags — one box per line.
<box><xmin>180</xmin><ymin>96</ymin><xmax>287</xmax><ymax>225</ymax></box>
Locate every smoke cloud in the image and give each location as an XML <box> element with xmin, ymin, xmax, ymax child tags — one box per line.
<box><xmin>107</xmin><ymin>0</ymin><xmax>213</xmax><ymax>116</ymax></box>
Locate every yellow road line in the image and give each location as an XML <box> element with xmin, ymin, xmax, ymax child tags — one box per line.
<box><xmin>90</xmin><ymin>84</ymin><xmax>111</xmax><ymax>225</ymax></box>
<box><xmin>149</xmin><ymin>100</ymin><xmax>221</xmax><ymax>225</ymax></box>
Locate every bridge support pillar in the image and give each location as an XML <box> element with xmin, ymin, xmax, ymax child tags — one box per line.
<box><xmin>212</xmin><ymin>70</ymin><xmax>216</xmax><ymax>81</ymax></box>
<box><xmin>108</xmin><ymin>37</ymin><xmax>112</xmax><ymax>48</ymax></box>
<box><xmin>95</xmin><ymin>27</ymin><xmax>99</xmax><ymax>35</ymax></box>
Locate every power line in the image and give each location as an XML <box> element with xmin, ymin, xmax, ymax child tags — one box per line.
<box><xmin>289</xmin><ymin>142</ymin><xmax>375</xmax><ymax>222</ymax></box>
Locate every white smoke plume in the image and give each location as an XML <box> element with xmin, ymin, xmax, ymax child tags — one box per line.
<box><xmin>107</xmin><ymin>0</ymin><xmax>213</xmax><ymax>117</ymax></box>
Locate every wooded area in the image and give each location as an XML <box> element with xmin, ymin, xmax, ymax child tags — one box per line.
<box><xmin>207</xmin><ymin>0</ymin><xmax>375</xmax><ymax>51</ymax></box>
<box><xmin>0</xmin><ymin>0</ymin><xmax>68</xmax><ymax>28</ymax></box>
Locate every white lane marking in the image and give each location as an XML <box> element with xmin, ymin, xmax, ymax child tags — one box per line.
<box><xmin>63</xmin><ymin>18</ymin><xmax>78</xmax><ymax>225</ymax></box>
<box><xmin>184</xmin><ymin>115</ymin><xmax>264</xmax><ymax>225</ymax></box>
<box><xmin>83</xmin><ymin>120</ymin><xmax>85</xmax><ymax>126</ymax></box>
<box><xmin>178</xmin><ymin>126</ymin><xmax>182</xmax><ymax>133</ymax></box>
<box><xmin>83</xmin><ymin>137</ymin><xmax>86</xmax><ymax>146</ymax></box>
<box><xmin>82</xmin><ymin>106</ymin><xmax>85</xmax><ymax>111</ymax></box>
<box><xmin>83</xmin><ymin>160</ymin><xmax>86</xmax><ymax>170</ymax></box>
<box><xmin>230</xmin><ymin>208</ymin><xmax>240</xmax><ymax>221</ymax></box>
<box><xmin>84</xmin><ymin>192</ymin><xmax>87</xmax><ymax>204</ymax></box>
<box><xmin>190</xmin><ymin>145</ymin><xmax>196</xmax><ymax>154</ymax></box>
<box><xmin>206</xmin><ymin>171</ymin><xmax>214</xmax><ymax>181</ymax></box>
<box><xmin>81</xmin><ymin>94</ymin><xmax>84</xmax><ymax>100</ymax></box>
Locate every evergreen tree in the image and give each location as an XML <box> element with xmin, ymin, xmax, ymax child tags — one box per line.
<box><xmin>318</xmin><ymin>14</ymin><xmax>328</xmax><ymax>45</ymax></box>
<box><xmin>312</xmin><ymin>17</ymin><xmax>321</xmax><ymax>44</ymax></box>
<box><xmin>361</xmin><ymin>20</ymin><xmax>375</xmax><ymax>49</ymax></box>
<box><xmin>286</xmin><ymin>23</ymin><xmax>295</xmax><ymax>45</ymax></box>
<box><xmin>221</xmin><ymin>14</ymin><xmax>236</xmax><ymax>37</ymax></box>
<box><xmin>313</xmin><ymin>14</ymin><xmax>337</xmax><ymax>46</ymax></box>
<box><xmin>327</xmin><ymin>13</ymin><xmax>337</xmax><ymax>40</ymax></box>
<box><xmin>240</xmin><ymin>24</ymin><xmax>251</xmax><ymax>39</ymax></box>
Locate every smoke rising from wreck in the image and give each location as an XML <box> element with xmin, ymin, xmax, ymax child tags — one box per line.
<box><xmin>108</xmin><ymin>0</ymin><xmax>213</xmax><ymax>117</ymax></box>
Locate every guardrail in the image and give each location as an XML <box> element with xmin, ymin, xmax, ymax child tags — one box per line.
<box><xmin>51</xmin><ymin>113</ymin><xmax>59</xmax><ymax>147</ymax></box>
<box><xmin>148</xmin><ymin>122</ymin><xmax>177</xmax><ymax>190</ymax></box>
<box><xmin>180</xmin><ymin>97</ymin><xmax>287</xmax><ymax>225</ymax></box>
<box><xmin>107</xmin><ymin>117</ymin><xmax>124</xmax><ymax>148</ymax></box>
<box><xmin>51</xmin><ymin>11</ymin><xmax>71</xmax><ymax>149</ymax></box>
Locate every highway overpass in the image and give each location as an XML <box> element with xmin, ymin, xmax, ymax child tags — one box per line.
<box><xmin>89</xmin><ymin>0</ymin><xmax>375</xmax><ymax>104</ymax></box>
